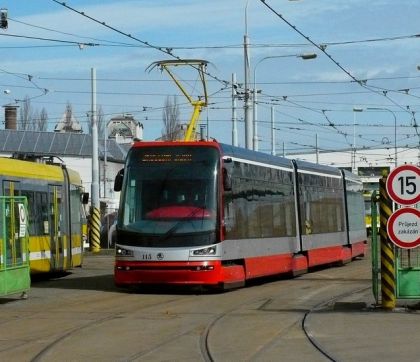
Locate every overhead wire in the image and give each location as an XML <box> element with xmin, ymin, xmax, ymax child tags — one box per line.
<box><xmin>7</xmin><ymin>1</ymin><xmax>419</xmax><ymax>150</ymax></box>
<box><xmin>50</xmin><ymin>0</ymin><xmax>231</xmax><ymax>90</ymax></box>
<box><xmin>10</xmin><ymin>17</ymin><xmax>420</xmax><ymax>50</ymax></box>
<box><xmin>258</xmin><ymin>0</ymin><xmax>420</xmax><ymax>142</ymax></box>
<box><xmin>0</xmin><ymin>32</ymin><xmax>99</xmax><ymax>47</ymax></box>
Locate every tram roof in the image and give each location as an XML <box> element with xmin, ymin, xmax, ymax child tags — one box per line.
<box><xmin>293</xmin><ymin>158</ymin><xmax>342</xmax><ymax>177</ymax></box>
<box><xmin>220</xmin><ymin>143</ymin><xmax>292</xmax><ymax>169</ymax></box>
<box><xmin>341</xmin><ymin>168</ymin><xmax>363</xmax><ymax>184</ymax></box>
<box><xmin>0</xmin><ymin>129</ymin><xmax>129</xmax><ymax>162</ymax></box>
<box><xmin>220</xmin><ymin>143</ymin><xmax>349</xmax><ymax>177</ymax></box>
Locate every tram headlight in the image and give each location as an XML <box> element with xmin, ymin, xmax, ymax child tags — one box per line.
<box><xmin>116</xmin><ymin>247</ymin><xmax>133</xmax><ymax>257</ymax></box>
<box><xmin>192</xmin><ymin>246</ymin><xmax>216</xmax><ymax>256</ymax></box>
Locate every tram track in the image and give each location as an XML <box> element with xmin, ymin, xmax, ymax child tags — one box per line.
<box><xmin>1</xmin><ymin>254</ymin><xmax>373</xmax><ymax>361</ymax></box>
<box><xmin>20</xmin><ymin>291</ymin><xmax>194</xmax><ymax>362</ymax></box>
<box><xmin>301</xmin><ymin>286</ymin><xmax>371</xmax><ymax>362</ymax></box>
<box><xmin>199</xmin><ymin>295</ymin><xmax>272</xmax><ymax>362</ymax></box>
<box><xmin>30</xmin><ymin>315</ymin><xmax>119</xmax><ymax>362</ymax></box>
<box><xmin>28</xmin><ymin>282</ymin><xmax>369</xmax><ymax>362</ymax></box>
<box><xmin>197</xmin><ymin>276</ymin><xmax>370</xmax><ymax>361</ymax></box>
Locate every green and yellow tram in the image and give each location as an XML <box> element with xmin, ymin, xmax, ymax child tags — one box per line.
<box><xmin>0</xmin><ymin>157</ymin><xmax>88</xmax><ymax>274</ymax></box>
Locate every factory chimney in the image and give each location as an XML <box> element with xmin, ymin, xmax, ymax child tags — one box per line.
<box><xmin>3</xmin><ymin>105</ymin><xmax>18</xmax><ymax>130</ymax></box>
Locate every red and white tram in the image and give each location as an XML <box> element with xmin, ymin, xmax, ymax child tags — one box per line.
<box><xmin>113</xmin><ymin>141</ymin><xmax>366</xmax><ymax>289</ymax></box>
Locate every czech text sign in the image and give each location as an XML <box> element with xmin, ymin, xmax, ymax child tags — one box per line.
<box><xmin>387</xmin><ymin>207</ymin><xmax>420</xmax><ymax>249</ymax></box>
<box><xmin>386</xmin><ymin>164</ymin><xmax>420</xmax><ymax>205</ymax></box>
<box><xmin>18</xmin><ymin>203</ymin><xmax>27</xmax><ymax>237</ymax></box>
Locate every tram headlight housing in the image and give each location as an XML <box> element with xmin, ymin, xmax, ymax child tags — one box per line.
<box><xmin>116</xmin><ymin>247</ymin><xmax>133</xmax><ymax>257</ymax></box>
<box><xmin>192</xmin><ymin>246</ymin><xmax>216</xmax><ymax>256</ymax></box>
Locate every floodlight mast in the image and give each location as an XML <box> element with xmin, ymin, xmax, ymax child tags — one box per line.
<box><xmin>147</xmin><ymin>59</ymin><xmax>209</xmax><ymax>141</ymax></box>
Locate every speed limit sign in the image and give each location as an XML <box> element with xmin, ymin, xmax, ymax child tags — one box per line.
<box><xmin>386</xmin><ymin>164</ymin><xmax>420</xmax><ymax>205</ymax></box>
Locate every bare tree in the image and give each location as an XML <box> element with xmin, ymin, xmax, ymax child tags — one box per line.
<box><xmin>32</xmin><ymin>110</ymin><xmax>39</xmax><ymax>131</ymax></box>
<box><xmin>37</xmin><ymin>107</ymin><xmax>48</xmax><ymax>131</ymax></box>
<box><xmin>162</xmin><ymin>96</ymin><xmax>181</xmax><ymax>140</ymax></box>
<box><xmin>18</xmin><ymin>95</ymin><xmax>34</xmax><ymax>130</ymax></box>
<box><xmin>18</xmin><ymin>97</ymin><xmax>49</xmax><ymax>131</ymax></box>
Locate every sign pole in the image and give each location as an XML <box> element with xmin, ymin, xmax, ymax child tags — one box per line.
<box><xmin>379</xmin><ymin>176</ymin><xmax>396</xmax><ymax>310</ymax></box>
<box><xmin>90</xmin><ymin>67</ymin><xmax>101</xmax><ymax>252</ymax></box>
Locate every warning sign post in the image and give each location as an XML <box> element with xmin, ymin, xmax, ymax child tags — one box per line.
<box><xmin>383</xmin><ymin>164</ymin><xmax>420</xmax><ymax>300</ymax></box>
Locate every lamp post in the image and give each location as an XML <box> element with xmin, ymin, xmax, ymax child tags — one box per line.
<box><xmin>252</xmin><ymin>53</ymin><xmax>317</xmax><ymax>151</ymax></box>
<box><xmin>367</xmin><ymin>107</ymin><xmax>397</xmax><ymax>167</ymax></box>
<box><xmin>352</xmin><ymin>107</ymin><xmax>363</xmax><ymax>173</ymax></box>
<box><xmin>243</xmin><ymin>0</ymin><xmax>252</xmax><ymax>149</ymax></box>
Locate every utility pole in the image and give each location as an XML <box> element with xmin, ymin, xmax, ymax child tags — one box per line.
<box><xmin>253</xmin><ymin>87</ymin><xmax>258</xmax><ymax>151</ymax></box>
<box><xmin>90</xmin><ymin>68</ymin><xmax>101</xmax><ymax>252</ymax></box>
<box><xmin>243</xmin><ymin>1</ymin><xmax>252</xmax><ymax>149</ymax></box>
<box><xmin>103</xmin><ymin>120</ymin><xmax>107</xmax><ymax>198</ymax></box>
<box><xmin>232</xmin><ymin>73</ymin><xmax>238</xmax><ymax>147</ymax></box>
<box><xmin>271</xmin><ymin>106</ymin><xmax>275</xmax><ymax>156</ymax></box>
<box><xmin>352</xmin><ymin>108</ymin><xmax>363</xmax><ymax>173</ymax></box>
<box><xmin>316</xmin><ymin>134</ymin><xmax>319</xmax><ymax>164</ymax></box>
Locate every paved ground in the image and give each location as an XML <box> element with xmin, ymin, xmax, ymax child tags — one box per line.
<box><xmin>308</xmin><ymin>288</ymin><xmax>420</xmax><ymax>362</ymax></box>
<box><xmin>1</xmin><ymin>250</ymin><xmax>420</xmax><ymax>361</ymax></box>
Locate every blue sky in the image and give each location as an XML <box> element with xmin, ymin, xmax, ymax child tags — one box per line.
<box><xmin>1</xmin><ymin>0</ymin><xmax>419</xmax><ymax>165</ymax></box>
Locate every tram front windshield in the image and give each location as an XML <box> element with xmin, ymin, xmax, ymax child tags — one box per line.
<box><xmin>119</xmin><ymin>146</ymin><xmax>219</xmax><ymax>247</ymax></box>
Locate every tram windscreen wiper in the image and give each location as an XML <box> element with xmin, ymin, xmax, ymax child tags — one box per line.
<box><xmin>157</xmin><ymin>205</ymin><xmax>207</xmax><ymax>242</ymax></box>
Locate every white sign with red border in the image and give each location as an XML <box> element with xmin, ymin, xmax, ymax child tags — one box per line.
<box><xmin>18</xmin><ymin>203</ymin><xmax>27</xmax><ymax>237</ymax></box>
<box><xmin>387</xmin><ymin>207</ymin><xmax>420</xmax><ymax>249</ymax></box>
<box><xmin>386</xmin><ymin>164</ymin><xmax>420</xmax><ymax>205</ymax></box>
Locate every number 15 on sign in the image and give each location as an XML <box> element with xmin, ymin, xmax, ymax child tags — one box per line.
<box><xmin>386</xmin><ymin>164</ymin><xmax>420</xmax><ymax>206</ymax></box>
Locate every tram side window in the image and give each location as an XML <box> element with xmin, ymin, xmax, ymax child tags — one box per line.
<box><xmin>70</xmin><ymin>186</ymin><xmax>84</xmax><ymax>243</ymax></box>
<box><xmin>36</xmin><ymin>192</ymin><xmax>49</xmax><ymax>234</ymax></box>
<box><xmin>224</xmin><ymin>175</ymin><xmax>247</xmax><ymax>238</ymax></box>
<box><xmin>70</xmin><ymin>187</ymin><xmax>82</xmax><ymax>225</ymax></box>
<box><xmin>347</xmin><ymin>188</ymin><xmax>365</xmax><ymax>231</ymax></box>
<box><xmin>299</xmin><ymin>174</ymin><xmax>345</xmax><ymax>235</ymax></box>
<box><xmin>123</xmin><ymin>177</ymin><xmax>140</xmax><ymax>225</ymax></box>
<box><xmin>224</xmin><ymin>162</ymin><xmax>295</xmax><ymax>240</ymax></box>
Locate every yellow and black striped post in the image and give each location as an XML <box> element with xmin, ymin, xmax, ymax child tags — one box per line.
<box><xmin>89</xmin><ymin>206</ymin><xmax>101</xmax><ymax>253</ymax></box>
<box><xmin>379</xmin><ymin>176</ymin><xmax>396</xmax><ymax>309</ymax></box>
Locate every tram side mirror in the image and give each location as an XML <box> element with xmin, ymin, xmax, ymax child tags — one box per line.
<box><xmin>114</xmin><ymin>168</ymin><xmax>124</xmax><ymax>192</ymax></box>
<box><xmin>81</xmin><ymin>192</ymin><xmax>89</xmax><ymax>204</ymax></box>
<box><xmin>223</xmin><ymin>167</ymin><xmax>232</xmax><ymax>191</ymax></box>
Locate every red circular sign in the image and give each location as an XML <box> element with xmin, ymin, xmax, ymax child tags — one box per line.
<box><xmin>386</xmin><ymin>165</ymin><xmax>420</xmax><ymax>205</ymax></box>
<box><xmin>387</xmin><ymin>207</ymin><xmax>420</xmax><ymax>249</ymax></box>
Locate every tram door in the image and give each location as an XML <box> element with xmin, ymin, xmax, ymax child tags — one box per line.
<box><xmin>48</xmin><ymin>185</ymin><xmax>64</xmax><ymax>270</ymax></box>
<box><xmin>1</xmin><ymin>181</ymin><xmax>21</xmax><ymax>268</ymax></box>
